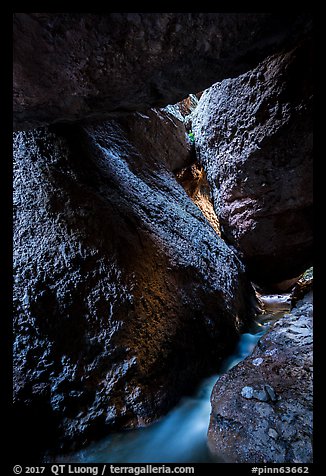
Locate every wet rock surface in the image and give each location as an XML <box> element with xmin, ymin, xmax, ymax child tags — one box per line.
<box><xmin>13</xmin><ymin>13</ymin><xmax>311</xmax><ymax>130</ymax></box>
<box><xmin>192</xmin><ymin>38</ymin><xmax>313</xmax><ymax>285</ymax></box>
<box><xmin>208</xmin><ymin>291</ymin><xmax>313</xmax><ymax>463</ymax></box>
<box><xmin>13</xmin><ymin>109</ymin><xmax>255</xmax><ymax>458</ymax></box>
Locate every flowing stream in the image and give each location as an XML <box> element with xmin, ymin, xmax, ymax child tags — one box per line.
<box><xmin>55</xmin><ymin>294</ymin><xmax>291</xmax><ymax>463</ymax></box>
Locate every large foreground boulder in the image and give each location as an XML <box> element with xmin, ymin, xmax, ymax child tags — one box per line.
<box><xmin>208</xmin><ymin>291</ymin><xmax>313</xmax><ymax>463</ymax></box>
<box><xmin>13</xmin><ymin>13</ymin><xmax>311</xmax><ymax>130</ymax></box>
<box><xmin>192</xmin><ymin>38</ymin><xmax>313</xmax><ymax>285</ymax></box>
<box><xmin>13</xmin><ymin>109</ymin><xmax>255</xmax><ymax>458</ymax></box>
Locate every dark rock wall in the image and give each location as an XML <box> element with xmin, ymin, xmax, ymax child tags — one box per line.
<box><xmin>13</xmin><ymin>110</ymin><xmax>255</xmax><ymax>455</ymax></box>
<box><xmin>192</xmin><ymin>38</ymin><xmax>313</xmax><ymax>285</ymax></box>
<box><xmin>13</xmin><ymin>13</ymin><xmax>311</xmax><ymax>130</ymax></box>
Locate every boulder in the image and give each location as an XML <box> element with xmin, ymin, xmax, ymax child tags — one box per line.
<box><xmin>13</xmin><ymin>13</ymin><xmax>311</xmax><ymax>130</ymax></box>
<box><xmin>13</xmin><ymin>109</ymin><xmax>255</xmax><ymax>458</ymax></box>
<box><xmin>192</xmin><ymin>38</ymin><xmax>313</xmax><ymax>285</ymax></box>
<box><xmin>208</xmin><ymin>291</ymin><xmax>313</xmax><ymax>463</ymax></box>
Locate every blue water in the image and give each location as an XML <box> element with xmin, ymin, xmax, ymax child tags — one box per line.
<box><xmin>55</xmin><ymin>312</ymin><xmax>276</xmax><ymax>464</ymax></box>
<box><xmin>59</xmin><ymin>328</ymin><xmax>269</xmax><ymax>463</ymax></box>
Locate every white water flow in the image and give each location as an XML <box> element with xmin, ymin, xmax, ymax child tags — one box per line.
<box><xmin>59</xmin><ymin>294</ymin><xmax>291</xmax><ymax>463</ymax></box>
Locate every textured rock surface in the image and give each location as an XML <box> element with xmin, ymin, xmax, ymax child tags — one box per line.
<box><xmin>163</xmin><ymin>94</ymin><xmax>201</xmax><ymax>125</ymax></box>
<box><xmin>192</xmin><ymin>38</ymin><xmax>313</xmax><ymax>285</ymax></box>
<box><xmin>115</xmin><ymin>108</ymin><xmax>194</xmax><ymax>172</ymax></box>
<box><xmin>208</xmin><ymin>291</ymin><xmax>313</xmax><ymax>463</ymax></box>
<box><xmin>13</xmin><ymin>13</ymin><xmax>311</xmax><ymax>130</ymax></box>
<box><xmin>176</xmin><ymin>162</ymin><xmax>220</xmax><ymax>235</ymax></box>
<box><xmin>13</xmin><ymin>110</ymin><xmax>255</xmax><ymax>458</ymax></box>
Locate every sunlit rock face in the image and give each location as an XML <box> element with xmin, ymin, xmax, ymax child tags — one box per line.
<box><xmin>208</xmin><ymin>292</ymin><xmax>313</xmax><ymax>463</ymax></box>
<box><xmin>192</xmin><ymin>38</ymin><xmax>312</xmax><ymax>285</ymax></box>
<box><xmin>13</xmin><ymin>109</ymin><xmax>255</xmax><ymax>457</ymax></box>
<box><xmin>175</xmin><ymin>162</ymin><xmax>220</xmax><ymax>236</ymax></box>
<box><xmin>13</xmin><ymin>12</ymin><xmax>310</xmax><ymax>130</ymax></box>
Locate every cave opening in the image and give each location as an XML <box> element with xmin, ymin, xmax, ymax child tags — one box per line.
<box><xmin>12</xmin><ymin>12</ymin><xmax>313</xmax><ymax>465</ymax></box>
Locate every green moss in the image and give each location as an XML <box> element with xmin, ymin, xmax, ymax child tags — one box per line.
<box><xmin>188</xmin><ymin>131</ymin><xmax>195</xmax><ymax>143</ymax></box>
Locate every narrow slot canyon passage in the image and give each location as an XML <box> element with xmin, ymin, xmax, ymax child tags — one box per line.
<box><xmin>51</xmin><ymin>283</ymin><xmax>312</xmax><ymax>464</ymax></box>
<box><xmin>12</xmin><ymin>12</ymin><xmax>313</xmax><ymax>466</ymax></box>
